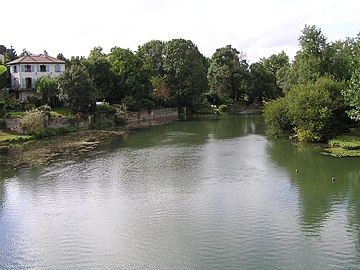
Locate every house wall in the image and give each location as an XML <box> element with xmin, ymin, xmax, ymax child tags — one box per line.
<box><xmin>0</xmin><ymin>54</ymin><xmax>4</xmax><ymax>64</ymax></box>
<box><xmin>9</xmin><ymin>63</ymin><xmax>65</xmax><ymax>101</ymax></box>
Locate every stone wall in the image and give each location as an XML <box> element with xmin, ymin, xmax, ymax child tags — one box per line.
<box><xmin>4</xmin><ymin>118</ymin><xmax>22</xmax><ymax>134</ymax></box>
<box><xmin>4</xmin><ymin>108</ymin><xmax>178</xmax><ymax>134</ymax></box>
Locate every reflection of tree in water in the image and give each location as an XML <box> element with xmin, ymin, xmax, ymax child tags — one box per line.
<box><xmin>267</xmin><ymin>139</ymin><xmax>359</xmax><ymax>239</ymax></box>
<box><xmin>347</xmin><ymin>170</ymin><xmax>360</xmax><ymax>259</ymax></box>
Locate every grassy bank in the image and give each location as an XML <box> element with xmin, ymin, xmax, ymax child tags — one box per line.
<box><xmin>323</xmin><ymin>133</ymin><xmax>360</xmax><ymax>157</ymax></box>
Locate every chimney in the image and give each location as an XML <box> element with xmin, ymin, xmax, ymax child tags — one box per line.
<box><xmin>44</xmin><ymin>50</ymin><xmax>48</xmax><ymax>57</ymax></box>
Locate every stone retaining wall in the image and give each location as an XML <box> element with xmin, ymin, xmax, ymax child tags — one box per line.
<box><xmin>4</xmin><ymin>108</ymin><xmax>178</xmax><ymax>134</ymax></box>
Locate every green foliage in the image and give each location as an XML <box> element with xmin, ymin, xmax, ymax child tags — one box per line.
<box><xmin>142</xmin><ymin>98</ymin><xmax>155</xmax><ymax>110</ymax></box>
<box><xmin>264</xmin><ymin>97</ymin><xmax>292</xmax><ymax>138</ymax></box>
<box><xmin>83</xmin><ymin>47</ymin><xmax>115</xmax><ymax>100</ymax></box>
<box><xmin>163</xmin><ymin>39</ymin><xmax>208</xmax><ymax>112</ymax></box>
<box><xmin>208</xmin><ymin>45</ymin><xmax>248</xmax><ymax>102</ymax></box>
<box><xmin>0</xmin><ymin>65</ymin><xmax>7</xmax><ymax>89</ymax></box>
<box><xmin>58</xmin><ymin>64</ymin><xmax>96</xmax><ymax>112</ymax></box>
<box><xmin>31</xmin><ymin>125</ymin><xmax>77</xmax><ymax>138</ymax></box>
<box><xmin>264</xmin><ymin>77</ymin><xmax>347</xmax><ymax>142</ymax></box>
<box><xmin>20</xmin><ymin>109</ymin><xmax>45</xmax><ymax>134</ymax></box>
<box><xmin>0</xmin><ymin>89</ymin><xmax>19</xmax><ymax>111</ymax></box>
<box><xmin>343</xmin><ymin>37</ymin><xmax>360</xmax><ymax>121</ymax></box>
<box><xmin>91</xmin><ymin>119</ymin><xmax>115</xmax><ymax>129</ymax></box>
<box><xmin>96</xmin><ymin>102</ymin><xmax>117</xmax><ymax>114</ymax></box>
<box><xmin>108</xmin><ymin>47</ymin><xmax>151</xmax><ymax>101</ymax></box>
<box><xmin>218</xmin><ymin>104</ymin><xmax>228</xmax><ymax>113</ymax></box>
<box><xmin>35</xmin><ymin>76</ymin><xmax>59</xmax><ymax>106</ymax></box>
<box><xmin>137</xmin><ymin>40</ymin><xmax>165</xmax><ymax>76</ymax></box>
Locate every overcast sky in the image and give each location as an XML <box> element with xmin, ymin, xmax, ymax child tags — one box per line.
<box><xmin>2</xmin><ymin>0</ymin><xmax>360</xmax><ymax>62</ymax></box>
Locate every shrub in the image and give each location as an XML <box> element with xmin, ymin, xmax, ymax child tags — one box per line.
<box><xmin>97</xmin><ymin>102</ymin><xmax>117</xmax><ymax>114</ymax></box>
<box><xmin>91</xmin><ymin>119</ymin><xmax>115</xmax><ymax>129</ymax></box>
<box><xmin>31</xmin><ymin>125</ymin><xmax>77</xmax><ymax>138</ymax></box>
<box><xmin>142</xmin><ymin>98</ymin><xmax>155</xmax><ymax>110</ymax></box>
<box><xmin>20</xmin><ymin>109</ymin><xmax>45</xmax><ymax>134</ymax></box>
<box><xmin>264</xmin><ymin>98</ymin><xmax>293</xmax><ymax>138</ymax></box>
<box><xmin>0</xmin><ymin>65</ymin><xmax>7</xmax><ymax>89</ymax></box>
<box><xmin>218</xmin><ymin>104</ymin><xmax>228</xmax><ymax>113</ymax></box>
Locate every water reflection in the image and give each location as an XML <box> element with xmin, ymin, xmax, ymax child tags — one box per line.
<box><xmin>1</xmin><ymin>115</ymin><xmax>360</xmax><ymax>269</ymax></box>
<box><xmin>267</xmin><ymin>138</ymin><xmax>360</xmax><ymax>260</ymax></box>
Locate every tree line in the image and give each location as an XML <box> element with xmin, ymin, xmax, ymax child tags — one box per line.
<box><xmin>1</xmin><ymin>25</ymin><xmax>360</xmax><ymax>141</ymax></box>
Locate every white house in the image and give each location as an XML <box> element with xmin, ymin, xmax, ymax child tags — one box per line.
<box><xmin>7</xmin><ymin>51</ymin><xmax>65</xmax><ymax>101</ymax></box>
<box><xmin>0</xmin><ymin>54</ymin><xmax>4</xmax><ymax>64</ymax></box>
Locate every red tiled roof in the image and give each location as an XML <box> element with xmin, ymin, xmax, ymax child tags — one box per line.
<box><xmin>7</xmin><ymin>54</ymin><xmax>65</xmax><ymax>65</ymax></box>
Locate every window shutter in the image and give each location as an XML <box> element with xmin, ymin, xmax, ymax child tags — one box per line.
<box><xmin>22</xmin><ymin>78</ymin><xmax>25</xmax><ymax>88</ymax></box>
<box><xmin>37</xmin><ymin>65</ymin><xmax>40</xmax><ymax>72</ymax></box>
<box><xmin>31</xmin><ymin>65</ymin><xmax>35</xmax><ymax>72</ymax></box>
<box><xmin>47</xmin><ymin>65</ymin><xmax>50</xmax><ymax>72</ymax></box>
<box><xmin>21</xmin><ymin>65</ymin><xmax>25</xmax><ymax>72</ymax></box>
<box><xmin>32</xmin><ymin>79</ymin><xmax>36</xmax><ymax>88</ymax></box>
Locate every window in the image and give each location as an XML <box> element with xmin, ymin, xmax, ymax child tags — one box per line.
<box><xmin>55</xmin><ymin>64</ymin><xmax>62</xmax><ymax>72</ymax></box>
<box><xmin>25</xmin><ymin>65</ymin><xmax>31</xmax><ymax>72</ymax></box>
<box><xmin>13</xmin><ymin>66</ymin><xmax>17</xmax><ymax>73</ymax></box>
<box><xmin>40</xmin><ymin>65</ymin><xmax>47</xmax><ymax>72</ymax></box>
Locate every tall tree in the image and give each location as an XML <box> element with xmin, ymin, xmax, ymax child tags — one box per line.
<box><xmin>282</xmin><ymin>25</ymin><xmax>329</xmax><ymax>92</ymax></box>
<box><xmin>208</xmin><ymin>45</ymin><xmax>248</xmax><ymax>102</ymax></box>
<box><xmin>35</xmin><ymin>76</ymin><xmax>60</xmax><ymax>106</ymax></box>
<box><xmin>83</xmin><ymin>47</ymin><xmax>115</xmax><ymax>100</ymax></box>
<box><xmin>137</xmin><ymin>40</ymin><xmax>166</xmax><ymax>76</ymax></box>
<box><xmin>343</xmin><ymin>36</ymin><xmax>360</xmax><ymax>121</ymax></box>
<box><xmin>163</xmin><ymin>39</ymin><xmax>208</xmax><ymax>111</ymax></box>
<box><xmin>58</xmin><ymin>65</ymin><xmax>96</xmax><ymax>112</ymax></box>
<box><xmin>108</xmin><ymin>47</ymin><xmax>151</xmax><ymax>101</ymax></box>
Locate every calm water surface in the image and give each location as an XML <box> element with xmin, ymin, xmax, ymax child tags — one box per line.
<box><xmin>0</xmin><ymin>115</ymin><xmax>359</xmax><ymax>269</ymax></box>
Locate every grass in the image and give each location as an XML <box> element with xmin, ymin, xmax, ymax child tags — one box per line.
<box><xmin>7</xmin><ymin>111</ymin><xmax>26</xmax><ymax>118</ymax></box>
<box><xmin>323</xmin><ymin>133</ymin><xmax>360</xmax><ymax>157</ymax></box>
<box><xmin>0</xmin><ymin>130</ymin><xmax>32</xmax><ymax>143</ymax></box>
<box><xmin>50</xmin><ymin>107</ymin><xmax>73</xmax><ymax>118</ymax></box>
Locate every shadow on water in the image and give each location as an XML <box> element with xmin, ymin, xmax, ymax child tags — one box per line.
<box><xmin>267</xmin><ymin>138</ymin><xmax>360</xmax><ymax>255</ymax></box>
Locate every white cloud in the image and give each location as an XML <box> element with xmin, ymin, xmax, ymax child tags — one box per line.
<box><xmin>2</xmin><ymin>0</ymin><xmax>360</xmax><ymax>62</ymax></box>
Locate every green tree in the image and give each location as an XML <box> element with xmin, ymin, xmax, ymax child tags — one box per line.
<box><xmin>163</xmin><ymin>39</ymin><xmax>208</xmax><ymax>111</ymax></box>
<box><xmin>208</xmin><ymin>45</ymin><xmax>248</xmax><ymax>102</ymax></box>
<box><xmin>35</xmin><ymin>76</ymin><xmax>59</xmax><ymax>106</ymax></box>
<box><xmin>0</xmin><ymin>65</ymin><xmax>7</xmax><ymax>89</ymax></box>
<box><xmin>281</xmin><ymin>25</ymin><xmax>329</xmax><ymax>92</ymax></box>
<box><xmin>248</xmin><ymin>62</ymin><xmax>280</xmax><ymax>103</ymax></box>
<box><xmin>264</xmin><ymin>77</ymin><xmax>347</xmax><ymax>142</ymax></box>
<box><xmin>83</xmin><ymin>47</ymin><xmax>115</xmax><ymax>100</ymax></box>
<box><xmin>58</xmin><ymin>65</ymin><xmax>96</xmax><ymax>112</ymax></box>
<box><xmin>343</xmin><ymin>37</ymin><xmax>360</xmax><ymax>121</ymax></box>
<box><xmin>137</xmin><ymin>40</ymin><xmax>166</xmax><ymax>76</ymax></box>
<box><xmin>108</xmin><ymin>47</ymin><xmax>151</xmax><ymax>102</ymax></box>
<box><xmin>264</xmin><ymin>97</ymin><xmax>292</xmax><ymax>138</ymax></box>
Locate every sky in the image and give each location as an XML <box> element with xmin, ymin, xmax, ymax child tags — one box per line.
<box><xmin>2</xmin><ymin>0</ymin><xmax>360</xmax><ymax>63</ymax></box>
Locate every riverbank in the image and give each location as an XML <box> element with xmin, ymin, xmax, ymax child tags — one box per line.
<box><xmin>323</xmin><ymin>132</ymin><xmax>360</xmax><ymax>157</ymax></box>
<box><xmin>0</xmin><ymin>129</ymin><xmax>127</xmax><ymax>168</ymax></box>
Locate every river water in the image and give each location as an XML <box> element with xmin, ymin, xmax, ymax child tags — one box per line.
<box><xmin>0</xmin><ymin>115</ymin><xmax>359</xmax><ymax>269</ymax></box>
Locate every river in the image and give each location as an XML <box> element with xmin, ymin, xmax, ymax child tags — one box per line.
<box><xmin>0</xmin><ymin>115</ymin><xmax>359</xmax><ymax>269</ymax></box>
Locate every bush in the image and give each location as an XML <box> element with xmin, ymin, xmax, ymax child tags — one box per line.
<box><xmin>91</xmin><ymin>119</ymin><xmax>115</xmax><ymax>129</ymax></box>
<box><xmin>218</xmin><ymin>104</ymin><xmax>228</xmax><ymax>113</ymax></box>
<box><xmin>0</xmin><ymin>65</ymin><xmax>7</xmax><ymax>89</ymax></box>
<box><xmin>264</xmin><ymin>76</ymin><xmax>347</xmax><ymax>142</ymax></box>
<box><xmin>264</xmin><ymin>98</ymin><xmax>292</xmax><ymax>138</ymax></box>
<box><xmin>20</xmin><ymin>109</ymin><xmax>45</xmax><ymax>134</ymax></box>
<box><xmin>114</xmin><ymin>114</ymin><xmax>126</xmax><ymax>125</ymax></box>
<box><xmin>31</xmin><ymin>125</ymin><xmax>77</xmax><ymax>138</ymax></box>
<box><xmin>122</xmin><ymin>96</ymin><xmax>139</xmax><ymax>111</ymax></box>
<box><xmin>142</xmin><ymin>98</ymin><xmax>155</xmax><ymax>110</ymax></box>
<box><xmin>96</xmin><ymin>102</ymin><xmax>117</xmax><ymax>114</ymax></box>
